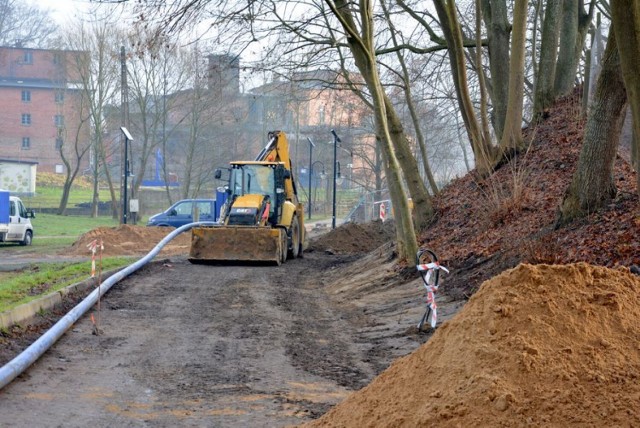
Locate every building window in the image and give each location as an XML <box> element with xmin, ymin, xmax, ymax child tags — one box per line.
<box><xmin>55</xmin><ymin>91</ymin><xmax>64</xmax><ymax>103</ymax></box>
<box><xmin>21</xmin><ymin>113</ymin><xmax>31</xmax><ymax>125</ymax></box>
<box><xmin>22</xmin><ymin>137</ymin><xmax>30</xmax><ymax>149</ymax></box>
<box><xmin>53</xmin><ymin>53</ymin><xmax>61</xmax><ymax>65</ymax></box>
<box><xmin>54</xmin><ymin>115</ymin><xmax>64</xmax><ymax>127</ymax></box>
<box><xmin>55</xmin><ymin>137</ymin><xmax>63</xmax><ymax>150</ymax></box>
<box><xmin>21</xmin><ymin>90</ymin><xmax>31</xmax><ymax>102</ymax></box>
<box><xmin>23</xmin><ymin>51</ymin><xmax>33</xmax><ymax>64</ymax></box>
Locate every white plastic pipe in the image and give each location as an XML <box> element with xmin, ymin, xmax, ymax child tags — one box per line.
<box><xmin>0</xmin><ymin>222</ymin><xmax>216</xmax><ymax>390</ymax></box>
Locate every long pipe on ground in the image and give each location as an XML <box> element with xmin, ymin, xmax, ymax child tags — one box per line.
<box><xmin>0</xmin><ymin>222</ymin><xmax>216</xmax><ymax>390</ymax></box>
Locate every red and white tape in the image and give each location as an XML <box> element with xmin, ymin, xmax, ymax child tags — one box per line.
<box><xmin>417</xmin><ymin>261</ymin><xmax>449</xmax><ymax>328</ymax></box>
<box><xmin>379</xmin><ymin>202</ymin><xmax>386</xmax><ymax>222</ymax></box>
<box><xmin>87</xmin><ymin>239</ymin><xmax>104</xmax><ymax>278</ymax></box>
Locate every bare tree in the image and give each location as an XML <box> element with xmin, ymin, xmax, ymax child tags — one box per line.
<box><xmin>57</xmin><ymin>89</ymin><xmax>92</xmax><ymax>215</ymax></box>
<box><xmin>557</xmin><ymin>28</ymin><xmax>627</xmax><ymax>225</ymax></box>
<box><xmin>611</xmin><ymin>0</ymin><xmax>640</xmax><ymax>194</ymax></box>
<box><xmin>533</xmin><ymin>0</ymin><xmax>562</xmax><ymax>117</ymax></box>
<box><xmin>479</xmin><ymin>0</ymin><xmax>510</xmax><ymax>140</ymax></box>
<box><xmin>0</xmin><ymin>0</ymin><xmax>58</xmax><ymax>47</ymax></box>
<box><xmin>65</xmin><ymin>14</ymin><xmax>123</xmax><ymax>218</ymax></box>
<box><xmin>381</xmin><ymin>0</ymin><xmax>439</xmax><ymax>194</ymax></box>
<box><xmin>432</xmin><ymin>0</ymin><xmax>496</xmax><ymax>175</ymax></box>
<box><xmin>125</xmin><ymin>30</ymin><xmax>192</xmax><ymax>202</ymax></box>
<box><xmin>553</xmin><ymin>0</ymin><xmax>594</xmax><ymax>98</ymax></box>
<box><xmin>497</xmin><ymin>0</ymin><xmax>529</xmax><ymax>158</ymax></box>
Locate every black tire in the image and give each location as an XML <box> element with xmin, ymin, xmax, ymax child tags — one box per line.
<box><xmin>20</xmin><ymin>230</ymin><xmax>32</xmax><ymax>246</ymax></box>
<box><xmin>287</xmin><ymin>216</ymin><xmax>300</xmax><ymax>260</ymax></box>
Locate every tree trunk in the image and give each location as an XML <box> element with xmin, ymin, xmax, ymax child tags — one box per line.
<box><xmin>330</xmin><ymin>0</ymin><xmax>418</xmax><ymax>263</ymax></box>
<box><xmin>553</xmin><ymin>1</ymin><xmax>593</xmax><ymax>98</ymax></box>
<box><xmin>435</xmin><ymin>0</ymin><xmax>495</xmax><ymax>176</ymax></box>
<box><xmin>497</xmin><ymin>0</ymin><xmax>529</xmax><ymax>158</ymax></box>
<box><xmin>99</xmin><ymin>145</ymin><xmax>119</xmax><ymax>220</ymax></box>
<box><xmin>611</xmin><ymin>1</ymin><xmax>640</xmax><ymax>195</ymax></box>
<box><xmin>91</xmin><ymin>136</ymin><xmax>99</xmax><ymax>218</ymax></box>
<box><xmin>533</xmin><ymin>0</ymin><xmax>562</xmax><ymax>117</ymax></box>
<box><xmin>381</xmin><ymin>0</ymin><xmax>439</xmax><ymax>196</ymax></box>
<box><xmin>553</xmin><ymin>0</ymin><xmax>579</xmax><ymax>97</ymax></box>
<box><xmin>480</xmin><ymin>0</ymin><xmax>510</xmax><ymax>140</ymax></box>
<box><xmin>476</xmin><ymin>0</ymin><xmax>493</xmax><ymax>155</ymax></box>
<box><xmin>383</xmin><ymin>94</ymin><xmax>434</xmax><ymax>230</ymax></box>
<box><xmin>557</xmin><ymin>30</ymin><xmax>627</xmax><ymax>225</ymax></box>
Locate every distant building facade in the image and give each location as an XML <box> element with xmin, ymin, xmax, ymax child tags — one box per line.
<box><xmin>0</xmin><ymin>46</ymin><xmax>89</xmax><ymax>174</ymax></box>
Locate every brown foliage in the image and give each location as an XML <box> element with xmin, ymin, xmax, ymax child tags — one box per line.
<box><xmin>419</xmin><ymin>90</ymin><xmax>639</xmax><ymax>299</ymax></box>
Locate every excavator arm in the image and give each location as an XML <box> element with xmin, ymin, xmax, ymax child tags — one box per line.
<box><xmin>254</xmin><ymin>130</ymin><xmax>299</xmax><ymax>203</ymax></box>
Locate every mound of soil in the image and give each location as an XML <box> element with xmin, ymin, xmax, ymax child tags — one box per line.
<box><xmin>67</xmin><ymin>225</ymin><xmax>191</xmax><ymax>257</ymax></box>
<box><xmin>307</xmin><ymin>263</ymin><xmax>640</xmax><ymax>426</ymax></box>
<box><xmin>66</xmin><ymin>220</ymin><xmax>394</xmax><ymax>259</ymax></box>
<box><xmin>307</xmin><ymin>220</ymin><xmax>395</xmax><ymax>255</ymax></box>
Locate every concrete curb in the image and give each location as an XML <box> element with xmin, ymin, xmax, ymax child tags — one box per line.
<box><xmin>0</xmin><ymin>268</ymin><xmax>123</xmax><ymax>329</ymax></box>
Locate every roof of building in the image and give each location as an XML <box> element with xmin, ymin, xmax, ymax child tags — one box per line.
<box><xmin>0</xmin><ymin>77</ymin><xmax>75</xmax><ymax>90</ymax></box>
<box><xmin>0</xmin><ymin>158</ymin><xmax>39</xmax><ymax>165</ymax></box>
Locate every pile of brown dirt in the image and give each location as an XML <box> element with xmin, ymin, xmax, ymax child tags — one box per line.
<box><xmin>307</xmin><ymin>220</ymin><xmax>395</xmax><ymax>255</ymax></box>
<box><xmin>307</xmin><ymin>263</ymin><xmax>640</xmax><ymax>426</ymax></box>
<box><xmin>67</xmin><ymin>225</ymin><xmax>191</xmax><ymax>257</ymax></box>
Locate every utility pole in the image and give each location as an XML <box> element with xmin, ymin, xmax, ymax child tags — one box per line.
<box><xmin>331</xmin><ymin>129</ymin><xmax>341</xmax><ymax>229</ymax></box>
<box><xmin>307</xmin><ymin>137</ymin><xmax>315</xmax><ymax>220</ymax></box>
<box><xmin>120</xmin><ymin>46</ymin><xmax>136</xmax><ymax>224</ymax></box>
<box><xmin>120</xmin><ymin>46</ymin><xmax>131</xmax><ymax>224</ymax></box>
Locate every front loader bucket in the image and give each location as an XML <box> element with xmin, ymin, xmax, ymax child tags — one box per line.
<box><xmin>188</xmin><ymin>226</ymin><xmax>286</xmax><ymax>265</ymax></box>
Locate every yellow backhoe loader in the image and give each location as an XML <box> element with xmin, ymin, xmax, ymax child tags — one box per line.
<box><xmin>189</xmin><ymin>131</ymin><xmax>305</xmax><ymax>265</ymax></box>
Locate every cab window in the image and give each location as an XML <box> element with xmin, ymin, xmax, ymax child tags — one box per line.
<box><xmin>196</xmin><ymin>202</ymin><xmax>211</xmax><ymax>215</ymax></box>
<box><xmin>173</xmin><ymin>202</ymin><xmax>193</xmax><ymax>215</ymax></box>
<box><xmin>18</xmin><ymin>201</ymin><xmax>27</xmax><ymax>217</ymax></box>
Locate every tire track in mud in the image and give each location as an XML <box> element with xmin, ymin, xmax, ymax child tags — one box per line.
<box><xmin>0</xmin><ymin>257</ymin><xmax>367</xmax><ymax>426</ymax></box>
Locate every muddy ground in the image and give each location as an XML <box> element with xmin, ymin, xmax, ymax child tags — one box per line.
<box><xmin>0</xmin><ymin>224</ymin><xmax>463</xmax><ymax>426</ymax></box>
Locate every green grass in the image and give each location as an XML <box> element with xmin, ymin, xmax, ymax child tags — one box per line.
<box><xmin>0</xmin><ymin>258</ymin><xmax>132</xmax><ymax>313</ymax></box>
<box><xmin>0</xmin><ymin>213</ymin><xmax>121</xmax><ymax>253</ymax></box>
<box><xmin>21</xmin><ymin>186</ymin><xmax>98</xmax><ymax>210</ymax></box>
<box><xmin>34</xmin><ymin>213</ymin><xmax>120</xmax><ymax>237</ymax></box>
<box><xmin>0</xmin><ymin>181</ymin><xmax>140</xmax><ymax>314</ymax></box>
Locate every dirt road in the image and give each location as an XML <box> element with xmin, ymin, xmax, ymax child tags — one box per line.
<box><xmin>0</xmin><ymin>249</ymin><xmax>451</xmax><ymax>426</ymax></box>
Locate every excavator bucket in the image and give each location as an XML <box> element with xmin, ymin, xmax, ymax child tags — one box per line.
<box><xmin>188</xmin><ymin>226</ymin><xmax>286</xmax><ymax>265</ymax></box>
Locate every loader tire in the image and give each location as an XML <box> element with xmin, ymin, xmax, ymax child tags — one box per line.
<box><xmin>287</xmin><ymin>215</ymin><xmax>301</xmax><ymax>260</ymax></box>
<box><xmin>279</xmin><ymin>230</ymin><xmax>287</xmax><ymax>265</ymax></box>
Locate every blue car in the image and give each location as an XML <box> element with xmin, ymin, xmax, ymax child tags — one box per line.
<box><xmin>147</xmin><ymin>199</ymin><xmax>216</xmax><ymax>227</ymax></box>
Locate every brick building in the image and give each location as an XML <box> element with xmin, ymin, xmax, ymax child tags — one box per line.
<box><xmin>0</xmin><ymin>46</ymin><xmax>89</xmax><ymax>174</ymax></box>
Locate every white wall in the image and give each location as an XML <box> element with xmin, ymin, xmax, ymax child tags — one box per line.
<box><xmin>0</xmin><ymin>162</ymin><xmax>37</xmax><ymax>194</ymax></box>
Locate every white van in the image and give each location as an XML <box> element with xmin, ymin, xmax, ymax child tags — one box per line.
<box><xmin>0</xmin><ymin>194</ymin><xmax>35</xmax><ymax>246</ymax></box>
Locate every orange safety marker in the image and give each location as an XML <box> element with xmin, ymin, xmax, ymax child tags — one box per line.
<box><xmin>87</xmin><ymin>239</ymin><xmax>104</xmax><ymax>335</ymax></box>
<box><xmin>86</xmin><ymin>239</ymin><xmax>103</xmax><ymax>278</ymax></box>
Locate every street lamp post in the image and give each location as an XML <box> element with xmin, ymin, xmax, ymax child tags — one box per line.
<box><xmin>307</xmin><ymin>137</ymin><xmax>315</xmax><ymax>220</ymax></box>
<box><xmin>120</xmin><ymin>127</ymin><xmax>133</xmax><ymax>224</ymax></box>
<box><xmin>330</xmin><ymin>129</ymin><xmax>341</xmax><ymax>229</ymax></box>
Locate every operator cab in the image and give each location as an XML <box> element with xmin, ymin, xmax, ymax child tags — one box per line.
<box><xmin>224</xmin><ymin>163</ymin><xmax>289</xmax><ymax>226</ymax></box>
